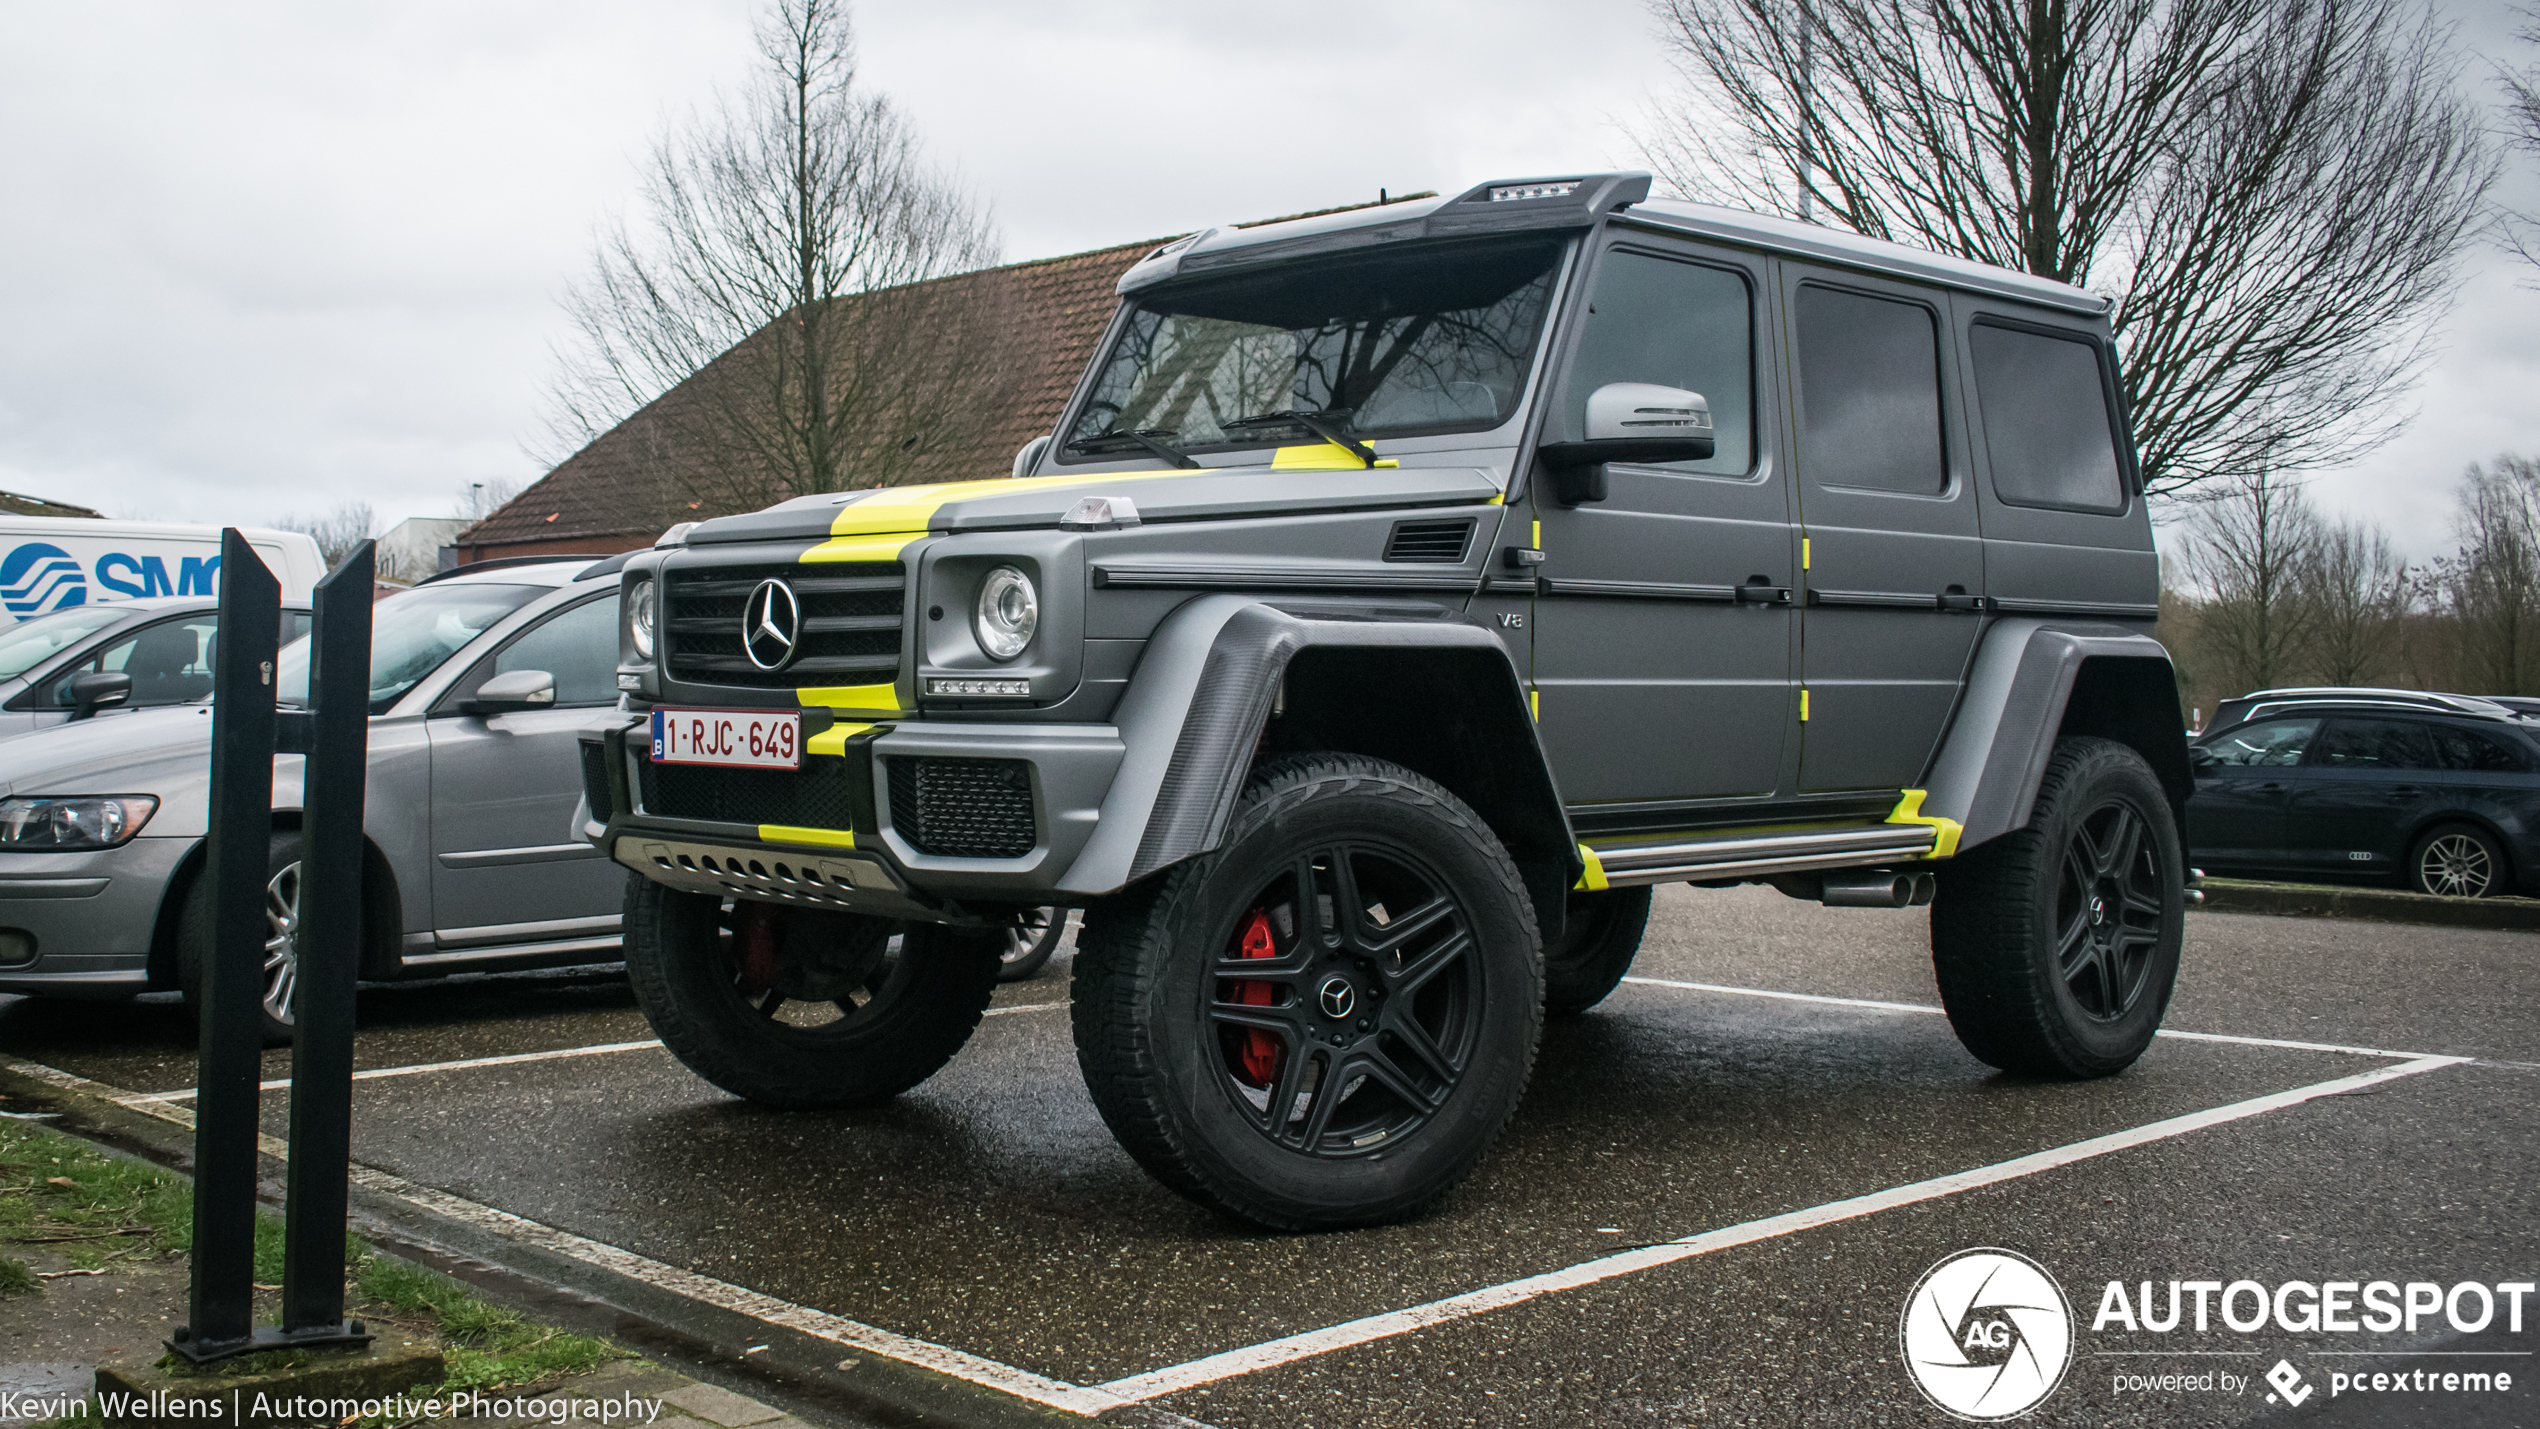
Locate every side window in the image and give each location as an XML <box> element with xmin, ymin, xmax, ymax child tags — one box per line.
<box><xmin>1793</xmin><ymin>285</ymin><xmax>1944</xmax><ymax>495</ymax></box>
<box><xmin>2432</xmin><ymin>723</ymin><xmax>2537</xmax><ymax>773</ymax></box>
<box><xmin>51</xmin><ymin>617</ymin><xmax>220</xmax><ymax>707</ymax></box>
<box><xmin>1969</xmin><ymin>322</ymin><xmax>2127</xmax><ymax>512</ymax></box>
<box><xmin>2312</xmin><ymin>718</ymin><xmax>2440</xmax><ymax>770</ymax></box>
<box><xmin>1556</xmin><ymin>250</ymin><xmax>1754</xmax><ymax>475</ymax></box>
<box><xmin>490</xmin><ymin>596</ymin><xmax>619</xmax><ymax>707</ymax></box>
<box><xmin>2199</xmin><ymin>718</ymin><xmax>2319</xmax><ymax>768</ymax></box>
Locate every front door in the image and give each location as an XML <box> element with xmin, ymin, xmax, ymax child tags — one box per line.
<box><xmin>425</xmin><ymin>593</ymin><xmax>625</xmax><ymax>942</ymax></box>
<box><xmin>1780</xmin><ymin>268</ymin><xmax>1986</xmax><ymax>793</ymax></box>
<box><xmin>2186</xmin><ymin>717</ymin><xmax>2319</xmax><ymax>870</ymax></box>
<box><xmin>1528</xmin><ymin>236</ymin><xmax>1798</xmax><ymax>812</ymax></box>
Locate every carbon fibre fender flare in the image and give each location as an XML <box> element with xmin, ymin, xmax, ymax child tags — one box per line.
<box><xmin>1921</xmin><ymin>618</ymin><xmax>2192</xmax><ymax>854</ymax></box>
<box><xmin>1055</xmin><ymin>593</ymin><xmax>1580</xmax><ymax>900</ymax></box>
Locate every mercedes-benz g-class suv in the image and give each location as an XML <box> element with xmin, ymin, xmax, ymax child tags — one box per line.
<box><xmin>580</xmin><ymin>172</ymin><xmax>2190</xmax><ymax>1230</ymax></box>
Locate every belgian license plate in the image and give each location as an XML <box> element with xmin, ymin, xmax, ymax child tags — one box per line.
<box><xmin>649</xmin><ymin>708</ymin><xmax>801</xmax><ymax>769</ymax></box>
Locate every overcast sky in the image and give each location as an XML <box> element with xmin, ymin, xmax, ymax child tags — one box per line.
<box><xmin>0</xmin><ymin>0</ymin><xmax>2533</xmax><ymax>557</ymax></box>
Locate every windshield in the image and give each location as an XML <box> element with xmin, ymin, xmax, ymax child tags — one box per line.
<box><xmin>1066</xmin><ymin>235</ymin><xmax>1568</xmax><ymax>460</ymax></box>
<box><xmin>276</xmin><ymin>583</ymin><xmax>542</xmax><ymax>713</ymax></box>
<box><xmin>0</xmin><ymin>606</ymin><xmax>127</xmax><ymax>679</ymax></box>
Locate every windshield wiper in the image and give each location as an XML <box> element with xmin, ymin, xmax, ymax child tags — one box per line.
<box><xmin>1218</xmin><ymin>409</ymin><xmax>1377</xmax><ymax>467</ymax></box>
<box><xmin>1064</xmin><ymin>429</ymin><xmax>1200</xmax><ymax>469</ymax></box>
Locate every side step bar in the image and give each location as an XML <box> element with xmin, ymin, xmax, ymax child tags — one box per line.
<box><xmin>1589</xmin><ymin>823</ymin><xmax>1939</xmax><ymax>888</ymax></box>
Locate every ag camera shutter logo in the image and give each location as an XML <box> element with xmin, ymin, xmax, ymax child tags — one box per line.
<box><xmin>0</xmin><ymin>543</ymin><xmax>86</xmax><ymax>617</ymax></box>
<box><xmin>1901</xmin><ymin>1248</ymin><xmax>2074</xmax><ymax>1421</ymax></box>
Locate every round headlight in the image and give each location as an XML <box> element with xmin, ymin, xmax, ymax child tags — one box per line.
<box><xmin>974</xmin><ymin>566</ymin><xmax>1038</xmax><ymax>661</ymax></box>
<box><xmin>628</xmin><ymin>578</ymin><xmax>657</xmax><ymax>660</ymax></box>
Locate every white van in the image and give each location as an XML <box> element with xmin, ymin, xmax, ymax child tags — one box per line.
<box><xmin>0</xmin><ymin>519</ymin><xmax>326</xmax><ymax>624</ymax></box>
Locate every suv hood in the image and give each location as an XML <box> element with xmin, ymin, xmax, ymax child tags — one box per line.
<box><xmin>682</xmin><ymin>459</ymin><xmax>1505</xmax><ymax>548</ymax></box>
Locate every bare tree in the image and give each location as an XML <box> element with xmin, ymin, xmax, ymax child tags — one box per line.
<box><xmin>2180</xmin><ymin>468</ymin><xmax>2321</xmax><ymax>692</ymax></box>
<box><xmin>2304</xmin><ymin>518</ymin><xmax>2411</xmax><ymax>684</ymax></box>
<box><xmin>273</xmin><ymin>501</ymin><xmax>376</xmax><ymax>568</ymax></box>
<box><xmin>541</xmin><ymin>0</ymin><xmax>1002</xmax><ymax>518</ymax></box>
<box><xmin>455</xmin><ymin>477</ymin><xmax>523</xmax><ymax>523</ymax></box>
<box><xmin>1641</xmin><ymin>0</ymin><xmax>2493</xmax><ymax>496</ymax></box>
<box><xmin>2505</xmin><ymin>6</ymin><xmax>2540</xmax><ymax>269</ymax></box>
<box><xmin>2437</xmin><ymin>455</ymin><xmax>2540</xmax><ymax>695</ymax></box>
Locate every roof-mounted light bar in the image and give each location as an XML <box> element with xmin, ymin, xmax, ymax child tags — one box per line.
<box><xmin>1488</xmin><ymin>180</ymin><xmax>1582</xmax><ymax>203</ymax></box>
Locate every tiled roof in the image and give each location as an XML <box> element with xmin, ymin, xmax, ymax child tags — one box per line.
<box><xmin>460</xmin><ymin>235</ymin><xmax>1165</xmax><ymax>551</ymax></box>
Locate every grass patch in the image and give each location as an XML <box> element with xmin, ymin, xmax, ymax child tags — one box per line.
<box><xmin>1</xmin><ymin>1119</ymin><xmax>625</xmax><ymax>1392</ymax></box>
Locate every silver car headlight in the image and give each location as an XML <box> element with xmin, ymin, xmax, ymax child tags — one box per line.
<box><xmin>628</xmin><ymin>578</ymin><xmax>657</xmax><ymax>661</ymax></box>
<box><xmin>974</xmin><ymin>566</ymin><xmax>1038</xmax><ymax>661</ymax></box>
<box><xmin>0</xmin><ymin>796</ymin><xmax>158</xmax><ymax>850</ymax></box>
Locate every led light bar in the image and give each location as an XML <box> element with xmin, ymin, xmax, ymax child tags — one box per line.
<box><xmin>1488</xmin><ymin>181</ymin><xmax>1581</xmax><ymax>202</ymax></box>
<box><xmin>928</xmin><ymin>677</ymin><xmax>1032</xmax><ymax>697</ymax></box>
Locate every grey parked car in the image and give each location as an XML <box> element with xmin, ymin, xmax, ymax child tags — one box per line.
<box><xmin>0</xmin><ymin>558</ymin><xmax>629</xmax><ymax>1039</ymax></box>
<box><xmin>0</xmin><ymin>598</ymin><xmax>313</xmax><ymax>736</ymax></box>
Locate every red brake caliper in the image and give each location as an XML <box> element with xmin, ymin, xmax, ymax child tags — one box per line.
<box><xmin>1232</xmin><ymin>908</ymin><xmax>1282</xmax><ymax>1088</ymax></box>
<box><xmin>735</xmin><ymin>901</ymin><xmax>781</xmax><ymax>997</ymax></box>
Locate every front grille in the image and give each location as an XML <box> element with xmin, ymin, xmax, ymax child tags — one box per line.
<box><xmin>1384</xmin><ymin>518</ymin><xmax>1475</xmax><ymax>562</ymax></box>
<box><xmin>580</xmin><ymin>741</ymin><xmax>614</xmax><ymax>823</ymax></box>
<box><xmin>662</xmin><ymin>559</ymin><xmax>905</xmax><ymax>690</ymax></box>
<box><xmin>639</xmin><ymin>754</ymin><xmax>860</xmax><ymax>830</ymax></box>
<box><xmin>887</xmin><ymin>757</ymin><xmax>1036</xmax><ymax>858</ymax></box>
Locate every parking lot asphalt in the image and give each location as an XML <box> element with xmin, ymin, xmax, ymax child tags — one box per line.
<box><xmin>4</xmin><ymin>887</ymin><xmax>2533</xmax><ymax>1428</ymax></box>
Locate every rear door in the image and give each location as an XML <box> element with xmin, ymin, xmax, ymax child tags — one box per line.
<box><xmin>423</xmin><ymin>592</ymin><xmax>624</xmax><ymax>944</ymax></box>
<box><xmin>1779</xmin><ymin>267</ymin><xmax>1984</xmax><ymax>794</ymax></box>
<box><xmin>1529</xmin><ymin>234</ymin><xmax>1797</xmax><ymax>808</ymax></box>
<box><xmin>2186</xmin><ymin>717</ymin><xmax>2319</xmax><ymax>869</ymax></box>
<box><xmin>2284</xmin><ymin>717</ymin><xmax>2444</xmax><ymax>874</ymax></box>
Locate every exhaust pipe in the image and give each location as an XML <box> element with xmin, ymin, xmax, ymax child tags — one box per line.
<box><xmin>1819</xmin><ymin>871</ymin><xmax>1935</xmax><ymax>908</ymax></box>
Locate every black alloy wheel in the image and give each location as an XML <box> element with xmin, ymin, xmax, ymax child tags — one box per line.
<box><xmin>2053</xmin><ymin>801</ymin><xmax>2165</xmax><ymax>1022</ymax></box>
<box><xmin>1208</xmin><ymin>843</ymin><xmax>1481</xmax><ymax>1157</ymax></box>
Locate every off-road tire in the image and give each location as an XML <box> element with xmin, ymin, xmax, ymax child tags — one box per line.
<box><xmin>178</xmin><ymin>830</ymin><xmax>302</xmax><ymax>1047</ymax></box>
<box><xmin>623</xmin><ymin>876</ymin><xmax>999</xmax><ymax>1109</ymax></box>
<box><xmin>1542</xmin><ymin>886</ymin><xmax>1652</xmax><ymax>1015</ymax></box>
<box><xmin>1930</xmin><ymin>737</ymin><xmax>2184</xmax><ymax>1079</ymax></box>
<box><xmin>2409</xmin><ymin>822</ymin><xmax>2510</xmax><ymax>899</ymax></box>
<box><xmin>1071</xmin><ymin>753</ymin><xmax>1543</xmax><ymax>1231</ymax></box>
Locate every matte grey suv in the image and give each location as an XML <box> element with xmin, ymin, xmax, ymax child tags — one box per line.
<box><xmin>0</xmin><ymin>559</ymin><xmax>629</xmax><ymax>1038</ymax></box>
<box><xmin>586</xmin><ymin>172</ymin><xmax>2191</xmax><ymax>1228</ymax></box>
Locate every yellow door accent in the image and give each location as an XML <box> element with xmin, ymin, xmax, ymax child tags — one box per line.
<box><xmin>1886</xmin><ymin>788</ymin><xmax>1965</xmax><ymax>860</ymax></box>
<box><xmin>1531</xmin><ymin>518</ymin><xmax>1541</xmax><ymax>547</ymax></box>
<box><xmin>1799</xmin><ymin>688</ymin><xmax>1809</xmax><ymax>721</ymax></box>
<box><xmin>1802</xmin><ymin>536</ymin><xmax>1811</xmax><ymax>570</ymax></box>
<box><xmin>759</xmin><ymin>824</ymin><xmax>857</xmax><ymax>851</ymax></box>
<box><xmin>1573</xmin><ymin>843</ymin><xmax>1609</xmax><ymax>892</ymax></box>
<box><xmin>1529</xmin><ymin>687</ymin><xmax>1539</xmax><ymax>720</ymax></box>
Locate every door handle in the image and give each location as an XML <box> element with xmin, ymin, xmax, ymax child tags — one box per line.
<box><xmin>1736</xmin><ymin>578</ymin><xmax>1791</xmax><ymax>605</ymax></box>
<box><xmin>1938</xmin><ymin>586</ymin><xmax>1985</xmax><ymax>613</ymax></box>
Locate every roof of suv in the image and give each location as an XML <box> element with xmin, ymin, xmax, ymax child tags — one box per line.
<box><xmin>1117</xmin><ymin>171</ymin><xmax>2106</xmax><ymax>317</ymax></box>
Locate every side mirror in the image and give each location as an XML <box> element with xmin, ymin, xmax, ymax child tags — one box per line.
<box><xmin>2188</xmin><ymin>744</ymin><xmax>2218</xmax><ymax>773</ymax></box>
<box><xmin>467</xmin><ymin>669</ymin><xmax>556</xmax><ymax>713</ymax></box>
<box><xmin>66</xmin><ymin>671</ymin><xmax>132</xmax><ymax>721</ymax></box>
<box><xmin>1012</xmin><ymin>434</ymin><xmax>1052</xmax><ymax>480</ymax></box>
<box><xmin>1534</xmin><ymin>383</ymin><xmax>1716</xmax><ymax>506</ymax></box>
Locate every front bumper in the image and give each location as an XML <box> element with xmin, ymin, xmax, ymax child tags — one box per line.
<box><xmin>583</xmin><ymin>714</ymin><xmax>1126</xmax><ymax>919</ymax></box>
<box><xmin>0</xmin><ymin>836</ymin><xmax>192</xmax><ymax>998</ymax></box>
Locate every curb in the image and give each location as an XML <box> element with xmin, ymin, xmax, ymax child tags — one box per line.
<box><xmin>2196</xmin><ymin>877</ymin><xmax>2540</xmax><ymax>932</ymax></box>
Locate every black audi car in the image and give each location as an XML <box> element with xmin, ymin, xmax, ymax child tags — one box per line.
<box><xmin>2189</xmin><ymin>689</ymin><xmax>2540</xmax><ymax>897</ymax></box>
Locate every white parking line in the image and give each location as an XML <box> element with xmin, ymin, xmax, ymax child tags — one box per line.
<box><xmin>0</xmin><ymin>992</ymin><xmax>2477</xmax><ymax>1420</ymax></box>
<box><xmin>1616</xmin><ymin>976</ymin><xmax>2449</xmax><ymax>1061</ymax></box>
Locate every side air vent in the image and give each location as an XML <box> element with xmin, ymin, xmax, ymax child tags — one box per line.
<box><xmin>1383</xmin><ymin>518</ymin><xmax>1476</xmax><ymax>563</ymax></box>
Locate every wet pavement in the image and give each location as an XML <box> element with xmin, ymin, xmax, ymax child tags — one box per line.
<box><xmin>4</xmin><ymin>887</ymin><xmax>2533</xmax><ymax>1427</ymax></box>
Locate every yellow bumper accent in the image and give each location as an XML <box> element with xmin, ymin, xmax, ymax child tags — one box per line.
<box><xmin>1574</xmin><ymin>843</ymin><xmax>1609</xmax><ymax>892</ymax></box>
<box><xmin>1886</xmin><ymin>789</ymin><xmax>1963</xmax><ymax>860</ymax></box>
<box><xmin>803</xmin><ymin>722</ymin><xmax>872</xmax><ymax>757</ymax></box>
<box><xmin>759</xmin><ymin>824</ymin><xmax>857</xmax><ymax>851</ymax></box>
<box><xmin>797</xmin><ymin>683</ymin><xmax>902</xmax><ymax>714</ymax></box>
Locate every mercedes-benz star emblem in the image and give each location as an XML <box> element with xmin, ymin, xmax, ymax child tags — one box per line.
<box><xmin>742</xmin><ymin>578</ymin><xmax>801</xmax><ymax>671</ymax></box>
<box><xmin>1317</xmin><ymin>976</ymin><xmax>1357</xmax><ymax>1020</ymax></box>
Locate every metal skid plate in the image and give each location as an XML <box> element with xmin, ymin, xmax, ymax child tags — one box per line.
<box><xmin>613</xmin><ymin>836</ymin><xmax>935</xmax><ymax>920</ymax></box>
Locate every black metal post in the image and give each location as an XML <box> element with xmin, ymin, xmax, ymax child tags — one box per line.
<box><xmin>281</xmin><ymin>540</ymin><xmax>373</xmax><ymax>1340</ymax></box>
<box><xmin>177</xmin><ymin>531</ymin><xmax>279</xmax><ymax>1359</ymax></box>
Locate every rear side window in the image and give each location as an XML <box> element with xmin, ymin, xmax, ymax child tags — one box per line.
<box><xmin>1793</xmin><ymin>285</ymin><xmax>1944</xmax><ymax>495</ymax></box>
<box><xmin>2312</xmin><ymin>718</ymin><xmax>2440</xmax><ymax>770</ymax></box>
<box><xmin>2431</xmin><ymin>723</ymin><xmax>2538</xmax><ymax>773</ymax></box>
<box><xmin>1557</xmin><ymin>249</ymin><xmax>1754</xmax><ymax>475</ymax></box>
<box><xmin>1970</xmin><ymin>323</ymin><xmax>2127</xmax><ymax>512</ymax></box>
<box><xmin>2199</xmin><ymin>718</ymin><xmax>2318</xmax><ymax>767</ymax></box>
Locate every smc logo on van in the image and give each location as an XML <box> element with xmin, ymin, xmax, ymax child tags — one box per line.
<box><xmin>0</xmin><ymin>542</ymin><xmax>222</xmax><ymax>618</ymax></box>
